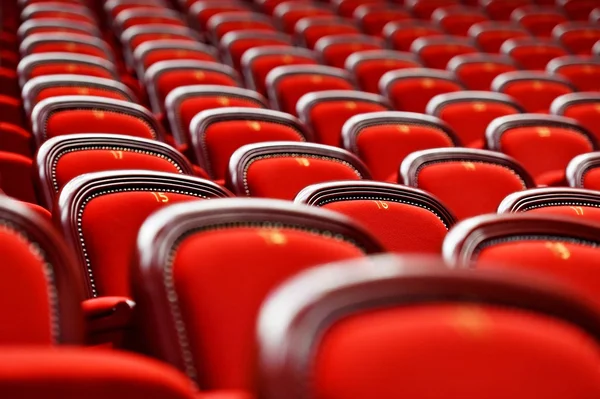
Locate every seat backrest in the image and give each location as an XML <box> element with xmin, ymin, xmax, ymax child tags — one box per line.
<box><xmin>511</xmin><ymin>6</ymin><xmax>568</xmax><ymax>37</ymax></box>
<box><xmin>132</xmin><ymin>198</ymin><xmax>383</xmax><ymax>390</ymax></box>
<box><xmin>411</xmin><ymin>36</ymin><xmax>479</xmax><ymax>70</ymax></box>
<box><xmin>426</xmin><ymin>91</ymin><xmax>523</xmax><ymax>149</ymax></box>
<box><xmin>0</xmin><ymin>195</ymin><xmax>84</xmax><ymax>345</ymax></box>
<box><xmin>314</xmin><ymin>34</ymin><xmax>385</xmax><ymax>69</ymax></box>
<box><xmin>553</xmin><ymin>22</ymin><xmax>600</xmax><ymax>55</ymax></box>
<box><xmin>165</xmin><ymin>85</ymin><xmax>268</xmax><ymax>149</ymax></box>
<box><xmin>567</xmin><ymin>152</ymin><xmax>600</xmax><ymax>190</ymax></box>
<box><xmin>207</xmin><ymin>11</ymin><xmax>276</xmax><ymax>45</ymax></box>
<box><xmin>295</xmin><ymin>16</ymin><xmax>360</xmax><ymax>49</ymax></box>
<box><xmin>558</xmin><ymin>0</ymin><xmax>598</xmax><ymax>22</ymax></box>
<box><xmin>383</xmin><ymin>20</ymin><xmax>444</xmax><ymax>52</ymax></box>
<box><xmin>499</xmin><ymin>187</ymin><xmax>600</xmax><ymax>222</ymax></box>
<box><xmin>105</xmin><ymin>0</ymin><xmax>168</xmax><ymax>19</ymax></box>
<box><xmin>486</xmin><ymin>114</ymin><xmax>597</xmax><ymax>186</ymax></box>
<box><xmin>56</xmin><ymin>170</ymin><xmax>232</xmax><ymax>299</ymax></box>
<box><xmin>480</xmin><ymin>0</ymin><xmax>532</xmax><ymax>21</ymax></box>
<box><xmin>19</xmin><ymin>33</ymin><xmax>113</xmax><ymax>62</ymax></box>
<box><xmin>35</xmin><ymin>134</ymin><xmax>195</xmax><ymax>209</ymax></box>
<box><xmin>432</xmin><ymin>5</ymin><xmax>489</xmax><ymax>36</ymax></box>
<box><xmin>500</xmin><ymin>37</ymin><xmax>569</xmax><ymax>70</ymax></box>
<box><xmin>401</xmin><ymin>148</ymin><xmax>534</xmax><ymax>220</ymax></box>
<box><xmin>258</xmin><ymin>254</ymin><xmax>600</xmax><ymax>399</ymax></box>
<box><xmin>297</xmin><ymin>90</ymin><xmax>391</xmax><ymax>146</ymax></box>
<box><xmin>227</xmin><ymin>142</ymin><xmax>371</xmax><ymax>200</ymax></box>
<box><xmin>380</xmin><ymin>68</ymin><xmax>464</xmax><ymax>113</ymax></box>
<box><xmin>190</xmin><ymin>108</ymin><xmax>309</xmax><ymax>181</ymax></box>
<box><xmin>468</xmin><ymin>21</ymin><xmax>530</xmax><ymax>53</ymax></box>
<box><xmin>114</xmin><ymin>8</ymin><xmax>185</xmax><ymax>35</ymax></box>
<box><xmin>447</xmin><ymin>53</ymin><xmax>518</xmax><ymax>90</ymax></box>
<box><xmin>21</xmin><ymin>3</ymin><xmax>96</xmax><ymax>24</ymax></box>
<box><xmin>17</xmin><ymin>19</ymin><xmax>102</xmax><ymax>40</ymax></box>
<box><xmin>551</xmin><ymin>93</ymin><xmax>600</xmax><ymax>144</ymax></box>
<box><xmin>444</xmin><ymin>213</ymin><xmax>600</xmax><ymax>308</ymax></box>
<box><xmin>220</xmin><ymin>30</ymin><xmax>292</xmax><ymax>71</ymax></box>
<box><xmin>189</xmin><ymin>0</ymin><xmax>251</xmax><ymax>33</ymax></box>
<box><xmin>492</xmin><ymin>71</ymin><xmax>575</xmax><ymax>113</ymax></box>
<box><xmin>22</xmin><ymin>74</ymin><xmax>136</xmax><ymax>116</ymax></box>
<box><xmin>406</xmin><ymin>0</ymin><xmax>457</xmax><ymax>19</ymax></box>
<box><xmin>31</xmin><ymin>95</ymin><xmax>165</xmax><ymax>147</ymax></box>
<box><xmin>353</xmin><ymin>3</ymin><xmax>412</xmax><ymax>36</ymax></box>
<box><xmin>342</xmin><ymin>111</ymin><xmax>459</xmax><ymax>182</ymax></box>
<box><xmin>266</xmin><ymin>65</ymin><xmax>356</xmax><ymax>116</ymax></box>
<box><xmin>546</xmin><ymin>56</ymin><xmax>600</xmax><ymax>92</ymax></box>
<box><xmin>296</xmin><ymin>181</ymin><xmax>456</xmax><ymax>253</ymax></box>
<box><xmin>273</xmin><ymin>2</ymin><xmax>334</xmax><ymax>34</ymax></box>
<box><xmin>145</xmin><ymin>60</ymin><xmax>241</xmax><ymax>114</ymax></box>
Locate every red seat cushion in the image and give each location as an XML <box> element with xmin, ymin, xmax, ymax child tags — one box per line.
<box><xmin>388</xmin><ymin>77</ymin><xmax>463</xmax><ymax>113</ymax></box>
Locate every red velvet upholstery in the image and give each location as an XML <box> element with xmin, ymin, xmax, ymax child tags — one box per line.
<box><xmin>296</xmin><ymin>17</ymin><xmax>361</xmax><ymax>50</ymax></box>
<box><xmin>35</xmin><ymin>85</ymin><xmax>129</xmax><ymax>106</ymax></box>
<box><xmin>354</xmin><ymin>4</ymin><xmax>411</xmax><ymax>36</ymax></box>
<box><xmin>137</xmin><ymin>43</ymin><xmax>218</xmax><ymax>74</ymax></box>
<box><xmin>469</xmin><ymin>22</ymin><xmax>530</xmax><ymax>53</ymax></box>
<box><xmin>208</xmin><ymin>12</ymin><xmax>276</xmax><ymax>43</ymax></box>
<box><xmin>190</xmin><ymin>1</ymin><xmax>251</xmax><ymax>32</ymax></box>
<box><xmin>547</xmin><ymin>57</ymin><xmax>600</xmax><ymax>92</ymax></box>
<box><xmin>274</xmin><ymin>3</ymin><xmax>334</xmax><ymax>34</ymax></box>
<box><xmin>335</xmin><ymin>0</ymin><xmax>386</xmax><ymax>19</ymax></box>
<box><xmin>402</xmin><ymin>149</ymin><xmax>534</xmax><ymax>220</ymax></box>
<box><xmin>511</xmin><ymin>7</ymin><xmax>568</xmax><ymax>37</ymax></box>
<box><xmin>566</xmin><ymin>153</ymin><xmax>600</xmax><ymax>190</ymax></box>
<box><xmin>227</xmin><ymin>142</ymin><xmax>370</xmax><ymax>200</ymax></box>
<box><xmin>0</xmin><ymin>152</ymin><xmax>37</xmax><ymax>204</ymax></box>
<box><xmin>346</xmin><ymin>50</ymin><xmax>422</xmax><ymax>94</ymax></box>
<box><xmin>427</xmin><ymin>92</ymin><xmax>523</xmax><ymax>149</ymax></box>
<box><xmin>384</xmin><ymin>21</ymin><xmax>444</xmax><ymax>52</ymax></box>
<box><xmin>553</xmin><ymin>24</ymin><xmax>600</xmax><ymax>55</ymax></box>
<box><xmin>0</xmin><ymin>95</ymin><xmax>24</xmax><ymax>127</ymax></box>
<box><xmin>315</xmin><ymin>35</ymin><xmax>385</xmax><ymax>69</ymax></box>
<box><xmin>501</xmin><ymin>38</ymin><xmax>569</xmax><ymax>70</ymax></box>
<box><xmin>132</xmin><ymin>198</ymin><xmax>382</xmax><ymax>391</ymax></box>
<box><xmin>21</xmin><ymin>36</ymin><xmax>111</xmax><ymax>61</ymax></box>
<box><xmin>17</xmin><ymin>19</ymin><xmax>100</xmax><ymax>40</ymax></box>
<box><xmin>412</xmin><ymin>37</ymin><xmax>479</xmax><ymax>70</ymax></box>
<box><xmin>559</xmin><ymin>0</ymin><xmax>598</xmax><ymax>21</ymax></box>
<box><xmin>127</xmin><ymin>31</ymin><xmax>198</xmax><ymax>55</ymax></box>
<box><xmin>493</xmin><ymin>72</ymin><xmax>575</xmax><ymax>113</ymax></box>
<box><xmin>298</xmin><ymin>91</ymin><xmax>390</xmax><ymax>146</ymax></box>
<box><xmin>267</xmin><ymin>66</ymin><xmax>355</xmax><ymax>116</ymax></box>
<box><xmin>23</xmin><ymin>7</ymin><xmax>95</xmax><ymax>24</ymax></box>
<box><xmin>222</xmin><ymin>31</ymin><xmax>292</xmax><ymax>71</ymax></box>
<box><xmin>407</xmin><ymin>0</ymin><xmax>457</xmax><ymax>19</ymax></box>
<box><xmin>47</xmin><ymin>110</ymin><xmax>153</xmax><ymax>140</ymax></box>
<box><xmin>20</xmin><ymin>54</ymin><xmax>118</xmax><ymax>83</ymax></box>
<box><xmin>433</xmin><ymin>6</ymin><xmax>488</xmax><ymax>36</ymax></box>
<box><xmin>116</xmin><ymin>11</ymin><xmax>185</xmax><ymax>33</ymax></box>
<box><xmin>0</xmin><ymin>67</ymin><xmax>19</xmax><ymax>98</ymax></box>
<box><xmin>106</xmin><ymin>2</ymin><xmax>167</xmax><ymax>19</ymax></box>
<box><xmin>551</xmin><ymin>94</ymin><xmax>600</xmax><ymax>143</ymax></box>
<box><xmin>382</xmin><ymin>69</ymin><xmax>464</xmax><ymax>113</ymax></box>
<box><xmin>448</xmin><ymin>54</ymin><xmax>519</xmax><ymax>90</ymax></box>
<box><xmin>583</xmin><ymin>168</ymin><xmax>600</xmax><ymax>190</ymax></box>
<box><xmin>481</xmin><ymin>0</ymin><xmax>532</xmax><ymax>20</ymax></box>
<box><xmin>0</xmin><ymin>123</ymin><xmax>33</xmax><ymax>158</ymax></box>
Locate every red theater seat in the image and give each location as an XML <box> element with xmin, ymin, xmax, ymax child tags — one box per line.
<box><xmin>487</xmin><ymin>114</ymin><xmax>597</xmax><ymax>186</ymax></box>
<box><xmin>567</xmin><ymin>152</ymin><xmax>600</xmax><ymax>190</ymax></box>
<box><xmin>0</xmin><ymin>94</ymin><xmax>24</xmax><ymax>127</ymax></box>
<box><xmin>0</xmin><ymin>67</ymin><xmax>20</xmax><ymax>98</ymax></box>
<box><xmin>381</xmin><ymin>68</ymin><xmax>464</xmax><ymax>113</ymax></box>
<box><xmin>188</xmin><ymin>0</ymin><xmax>251</xmax><ymax>33</ymax></box>
<box><xmin>273</xmin><ymin>2</ymin><xmax>334</xmax><ymax>35</ymax></box>
<box><xmin>353</xmin><ymin>4</ymin><xmax>411</xmax><ymax>37</ymax></box>
<box><xmin>558</xmin><ymin>0</ymin><xmax>598</xmax><ymax>21</ymax></box>
<box><xmin>207</xmin><ymin>12</ymin><xmax>276</xmax><ymax>45</ymax></box>
<box><xmin>295</xmin><ymin>16</ymin><xmax>361</xmax><ymax>50</ymax></box>
<box><xmin>227</xmin><ymin>142</ymin><xmax>370</xmax><ymax>199</ymax></box>
<box><xmin>241</xmin><ymin>46</ymin><xmax>318</xmax><ymax>97</ymax></box>
<box><xmin>297</xmin><ymin>90</ymin><xmax>391</xmax><ymax>146</ymax></box>
<box><xmin>511</xmin><ymin>6</ymin><xmax>568</xmax><ymax>38</ymax></box>
<box><xmin>0</xmin><ymin>195</ymin><xmax>84</xmax><ymax>345</ymax></box>
<box><xmin>296</xmin><ymin>181</ymin><xmax>456</xmax><ymax>253</ymax></box>
<box><xmin>448</xmin><ymin>53</ymin><xmax>518</xmax><ymax>91</ymax></box>
<box><xmin>165</xmin><ymin>85</ymin><xmax>267</xmax><ymax>151</ymax></box>
<box><xmin>219</xmin><ymin>30</ymin><xmax>292</xmax><ymax>71</ymax></box>
<box><xmin>114</xmin><ymin>8</ymin><xmax>185</xmax><ymax>34</ymax></box>
<box><xmin>21</xmin><ymin>3</ymin><xmax>96</xmax><ymax>24</ymax></box>
<box><xmin>492</xmin><ymin>71</ymin><xmax>575</xmax><ymax>114</ymax></box>
<box><xmin>30</xmin><ymin>95</ymin><xmax>165</xmax><ymax>147</ymax></box>
<box><xmin>132</xmin><ymin>198</ymin><xmax>382</xmax><ymax>391</ymax></box>
<box><xmin>480</xmin><ymin>0</ymin><xmax>533</xmax><ymax>21</ymax></box>
<box><xmin>401</xmin><ymin>148</ymin><xmax>534</xmax><ymax>220</ymax></box>
<box><xmin>499</xmin><ymin>187</ymin><xmax>600</xmax><ymax>222</ymax></box>
<box><xmin>144</xmin><ymin>60</ymin><xmax>241</xmax><ymax>115</ymax></box>
<box><xmin>501</xmin><ymin>37</ymin><xmax>569</xmax><ymax>70</ymax></box>
<box><xmin>411</xmin><ymin>36</ymin><xmax>478</xmax><ymax>70</ymax></box>
<box><xmin>19</xmin><ymin>33</ymin><xmax>114</xmax><ymax>62</ymax></box>
<box><xmin>190</xmin><ymin>108</ymin><xmax>309</xmax><ymax>183</ymax></box>
<box><xmin>105</xmin><ymin>0</ymin><xmax>169</xmax><ymax>20</ymax></box>
<box><xmin>433</xmin><ymin>6</ymin><xmax>489</xmax><ymax>36</ymax></box>
<box><xmin>333</xmin><ymin>0</ymin><xmax>387</xmax><ymax>19</ymax></box>
<box><xmin>257</xmin><ymin>254</ymin><xmax>600</xmax><ymax>399</ymax></box>
<box><xmin>426</xmin><ymin>91</ymin><xmax>523</xmax><ymax>149</ymax></box>
<box><xmin>342</xmin><ymin>111</ymin><xmax>459</xmax><ymax>182</ymax></box>
<box><xmin>22</xmin><ymin>75</ymin><xmax>136</xmax><ymax>116</ymax></box>
<box><xmin>266</xmin><ymin>65</ymin><xmax>356</xmax><ymax>116</ymax></box>
<box><xmin>35</xmin><ymin>134</ymin><xmax>195</xmax><ymax>210</ymax></box>
<box><xmin>383</xmin><ymin>20</ymin><xmax>444</xmax><ymax>52</ymax></box>
<box><xmin>553</xmin><ymin>23</ymin><xmax>600</xmax><ymax>55</ymax></box>
<box><xmin>468</xmin><ymin>21</ymin><xmax>530</xmax><ymax>53</ymax></box>
<box><xmin>551</xmin><ymin>93</ymin><xmax>600</xmax><ymax>143</ymax></box>
<box><xmin>547</xmin><ymin>56</ymin><xmax>600</xmax><ymax>92</ymax></box>
<box><xmin>0</xmin><ymin>151</ymin><xmax>38</xmax><ymax>204</ymax></box>
<box><xmin>315</xmin><ymin>34</ymin><xmax>385</xmax><ymax>69</ymax></box>
<box><xmin>444</xmin><ymin>213</ymin><xmax>600</xmax><ymax>309</ymax></box>
<box><xmin>0</xmin><ymin>122</ymin><xmax>34</xmax><ymax>158</ymax></box>
<box><xmin>17</xmin><ymin>19</ymin><xmax>102</xmax><ymax>40</ymax></box>
<box><xmin>406</xmin><ymin>0</ymin><xmax>458</xmax><ymax>20</ymax></box>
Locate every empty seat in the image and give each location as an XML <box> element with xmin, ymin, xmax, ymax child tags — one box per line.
<box><xmin>353</xmin><ymin>3</ymin><xmax>412</xmax><ymax>36</ymax></box>
<box><xmin>132</xmin><ymin>198</ymin><xmax>382</xmax><ymax>390</ymax></box>
<box><xmin>0</xmin><ymin>151</ymin><xmax>37</xmax><ymax>204</ymax></box>
<box><xmin>274</xmin><ymin>2</ymin><xmax>334</xmax><ymax>35</ymax></box>
<box><xmin>188</xmin><ymin>0</ymin><xmax>251</xmax><ymax>33</ymax></box>
<box><xmin>266</xmin><ymin>65</ymin><xmax>356</xmax><ymax>116</ymax></box>
<box><xmin>297</xmin><ymin>90</ymin><xmax>391</xmax><ymax>146</ymax></box>
<box><xmin>547</xmin><ymin>56</ymin><xmax>600</xmax><ymax>92</ymax></box>
<box><xmin>480</xmin><ymin>0</ymin><xmax>533</xmax><ymax>21</ymax></box>
<box><xmin>257</xmin><ymin>0</ymin><xmax>310</xmax><ymax>15</ymax></box>
<box><xmin>0</xmin><ymin>94</ymin><xmax>24</xmax><ymax>127</ymax></box>
<box><xmin>558</xmin><ymin>0</ymin><xmax>598</xmax><ymax>21</ymax></box>
<box><xmin>469</xmin><ymin>21</ymin><xmax>530</xmax><ymax>53</ymax></box>
<box><xmin>190</xmin><ymin>108</ymin><xmax>309</xmax><ymax>183</ymax></box>
<box><xmin>165</xmin><ymin>85</ymin><xmax>268</xmax><ymax>151</ymax></box>
<box><xmin>342</xmin><ymin>111</ymin><xmax>459</xmax><ymax>182</ymax></box>
<box><xmin>31</xmin><ymin>95</ymin><xmax>165</xmax><ymax>147</ymax></box>
<box><xmin>511</xmin><ymin>6</ymin><xmax>568</xmax><ymax>37</ymax></box>
<box><xmin>333</xmin><ymin>0</ymin><xmax>387</xmax><ymax>19</ymax></box>
<box><xmin>295</xmin><ymin>16</ymin><xmax>361</xmax><ymax>50</ymax></box>
<box><xmin>105</xmin><ymin>0</ymin><xmax>169</xmax><ymax>19</ymax></box>
<box><xmin>258</xmin><ymin>254</ymin><xmax>600</xmax><ymax>399</ymax></box>
<box><xmin>241</xmin><ymin>46</ymin><xmax>318</xmax><ymax>97</ymax></box>
<box><xmin>227</xmin><ymin>142</ymin><xmax>370</xmax><ymax>199</ymax></box>
<box><xmin>401</xmin><ymin>148</ymin><xmax>534</xmax><ymax>220</ymax></box>
<box><xmin>35</xmin><ymin>134</ymin><xmax>195</xmax><ymax>209</ymax></box>
<box><xmin>19</xmin><ymin>33</ymin><xmax>113</xmax><ymax>62</ymax></box>
<box><xmin>296</xmin><ymin>181</ymin><xmax>456</xmax><ymax>253</ymax></box>
<box><xmin>113</xmin><ymin>8</ymin><xmax>185</xmax><ymax>34</ymax></box>
<box><xmin>0</xmin><ymin>122</ymin><xmax>34</xmax><ymax>158</ymax></box>
<box><xmin>448</xmin><ymin>53</ymin><xmax>518</xmax><ymax>90</ymax></box>
<box><xmin>499</xmin><ymin>187</ymin><xmax>600</xmax><ymax>221</ymax></box>
<box><xmin>144</xmin><ymin>60</ymin><xmax>241</xmax><ymax>115</ymax></box>
<box><xmin>501</xmin><ymin>37</ymin><xmax>569</xmax><ymax>70</ymax></box>
<box><xmin>381</xmin><ymin>69</ymin><xmax>464</xmax><ymax>113</ymax></box>
<box><xmin>553</xmin><ymin>23</ymin><xmax>600</xmax><ymax>55</ymax></box>
<box><xmin>383</xmin><ymin>20</ymin><xmax>444</xmax><ymax>52</ymax></box>
<box><xmin>315</xmin><ymin>34</ymin><xmax>385</xmax><ymax>69</ymax></box>
<box><xmin>444</xmin><ymin>213</ymin><xmax>600</xmax><ymax>308</ymax></box>
<box><xmin>21</xmin><ymin>3</ymin><xmax>96</xmax><ymax>24</ymax></box>
<box><xmin>551</xmin><ymin>93</ymin><xmax>600</xmax><ymax>143</ymax></box>
<box><xmin>411</xmin><ymin>36</ymin><xmax>479</xmax><ymax>70</ymax></box>
<box><xmin>432</xmin><ymin>6</ymin><xmax>489</xmax><ymax>36</ymax></box>
<box><xmin>21</xmin><ymin>74</ymin><xmax>136</xmax><ymax>116</ymax></box>
<box><xmin>406</xmin><ymin>0</ymin><xmax>458</xmax><ymax>20</ymax></box>
<box><xmin>492</xmin><ymin>71</ymin><xmax>575</xmax><ymax>113</ymax></box>
<box><xmin>345</xmin><ymin>50</ymin><xmax>422</xmax><ymax>94</ymax></box>
<box><xmin>487</xmin><ymin>114</ymin><xmax>597</xmax><ymax>186</ymax></box>
<box><xmin>427</xmin><ymin>91</ymin><xmax>523</xmax><ymax>148</ymax></box>
<box><xmin>207</xmin><ymin>12</ymin><xmax>276</xmax><ymax>45</ymax></box>
<box><xmin>17</xmin><ymin>19</ymin><xmax>102</xmax><ymax>40</ymax></box>
<box><xmin>220</xmin><ymin>30</ymin><xmax>292</xmax><ymax>71</ymax></box>
<box><xmin>0</xmin><ymin>67</ymin><xmax>22</xmax><ymax>98</ymax></box>
<box><xmin>17</xmin><ymin>53</ymin><xmax>119</xmax><ymax>87</ymax></box>
<box><xmin>567</xmin><ymin>152</ymin><xmax>600</xmax><ymax>190</ymax></box>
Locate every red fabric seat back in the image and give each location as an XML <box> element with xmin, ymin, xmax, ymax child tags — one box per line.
<box><xmin>295</xmin><ymin>16</ymin><xmax>360</xmax><ymax>50</ymax></box>
<box><xmin>221</xmin><ymin>30</ymin><xmax>292</xmax><ymax>71</ymax></box>
<box><xmin>406</xmin><ymin>0</ymin><xmax>457</xmax><ymax>20</ymax></box>
<box><xmin>57</xmin><ymin>171</ymin><xmax>232</xmax><ymax>299</ymax></box>
<box><xmin>551</xmin><ymin>93</ymin><xmax>600</xmax><ymax>143</ymax></box>
<box><xmin>22</xmin><ymin>4</ymin><xmax>96</xmax><ymax>24</ymax></box>
<box><xmin>0</xmin><ymin>151</ymin><xmax>37</xmax><ymax>204</ymax></box>
<box><xmin>547</xmin><ymin>57</ymin><xmax>600</xmax><ymax>92</ymax></box>
<box><xmin>401</xmin><ymin>148</ymin><xmax>534</xmax><ymax>220</ymax></box>
<box><xmin>448</xmin><ymin>54</ymin><xmax>518</xmax><ymax>90</ymax></box>
<box><xmin>433</xmin><ymin>6</ymin><xmax>489</xmax><ymax>36</ymax></box>
<box><xmin>469</xmin><ymin>21</ymin><xmax>530</xmax><ymax>53</ymax></box>
<box><xmin>559</xmin><ymin>0</ymin><xmax>598</xmax><ymax>21</ymax></box>
<box><xmin>411</xmin><ymin>36</ymin><xmax>479</xmax><ymax>70</ymax></box>
<box><xmin>384</xmin><ymin>21</ymin><xmax>444</xmax><ymax>52</ymax></box>
<box><xmin>273</xmin><ymin>2</ymin><xmax>334</xmax><ymax>35</ymax></box>
<box><xmin>208</xmin><ymin>12</ymin><xmax>276</xmax><ymax>44</ymax></box>
<box><xmin>511</xmin><ymin>7</ymin><xmax>568</xmax><ymax>37</ymax></box>
<box><xmin>227</xmin><ymin>142</ymin><xmax>371</xmax><ymax>200</ymax></box>
<box><xmin>20</xmin><ymin>34</ymin><xmax>113</xmax><ymax>61</ymax></box>
<box><xmin>354</xmin><ymin>4</ymin><xmax>411</xmax><ymax>36</ymax></box>
<box><xmin>0</xmin><ymin>122</ymin><xmax>33</xmax><ymax>158</ymax></box>
<box><xmin>315</xmin><ymin>34</ymin><xmax>385</xmax><ymax>69</ymax></box>
<box><xmin>553</xmin><ymin>23</ymin><xmax>600</xmax><ymax>55</ymax></box>
<box><xmin>133</xmin><ymin>40</ymin><xmax>218</xmax><ymax>78</ymax></box>
<box><xmin>566</xmin><ymin>152</ymin><xmax>600</xmax><ymax>191</ymax></box>
<box><xmin>480</xmin><ymin>0</ymin><xmax>532</xmax><ymax>21</ymax></box>
<box><xmin>334</xmin><ymin>0</ymin><xmax>386</xmax><ymax>19</ymax></box>
<box><xmin>501</xmin><ymin>38</ymin><xmax>569</xmax><ymax>70</ymax></box>
<box><xmin>132</xmin><ymin>198</ymin><xmax>383</xmax><ymax>390</ymax></box>
<box><xmin>189</xmin><ymin>0</ymin><xmax>251</xmax><ymax>32</ymax></box>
